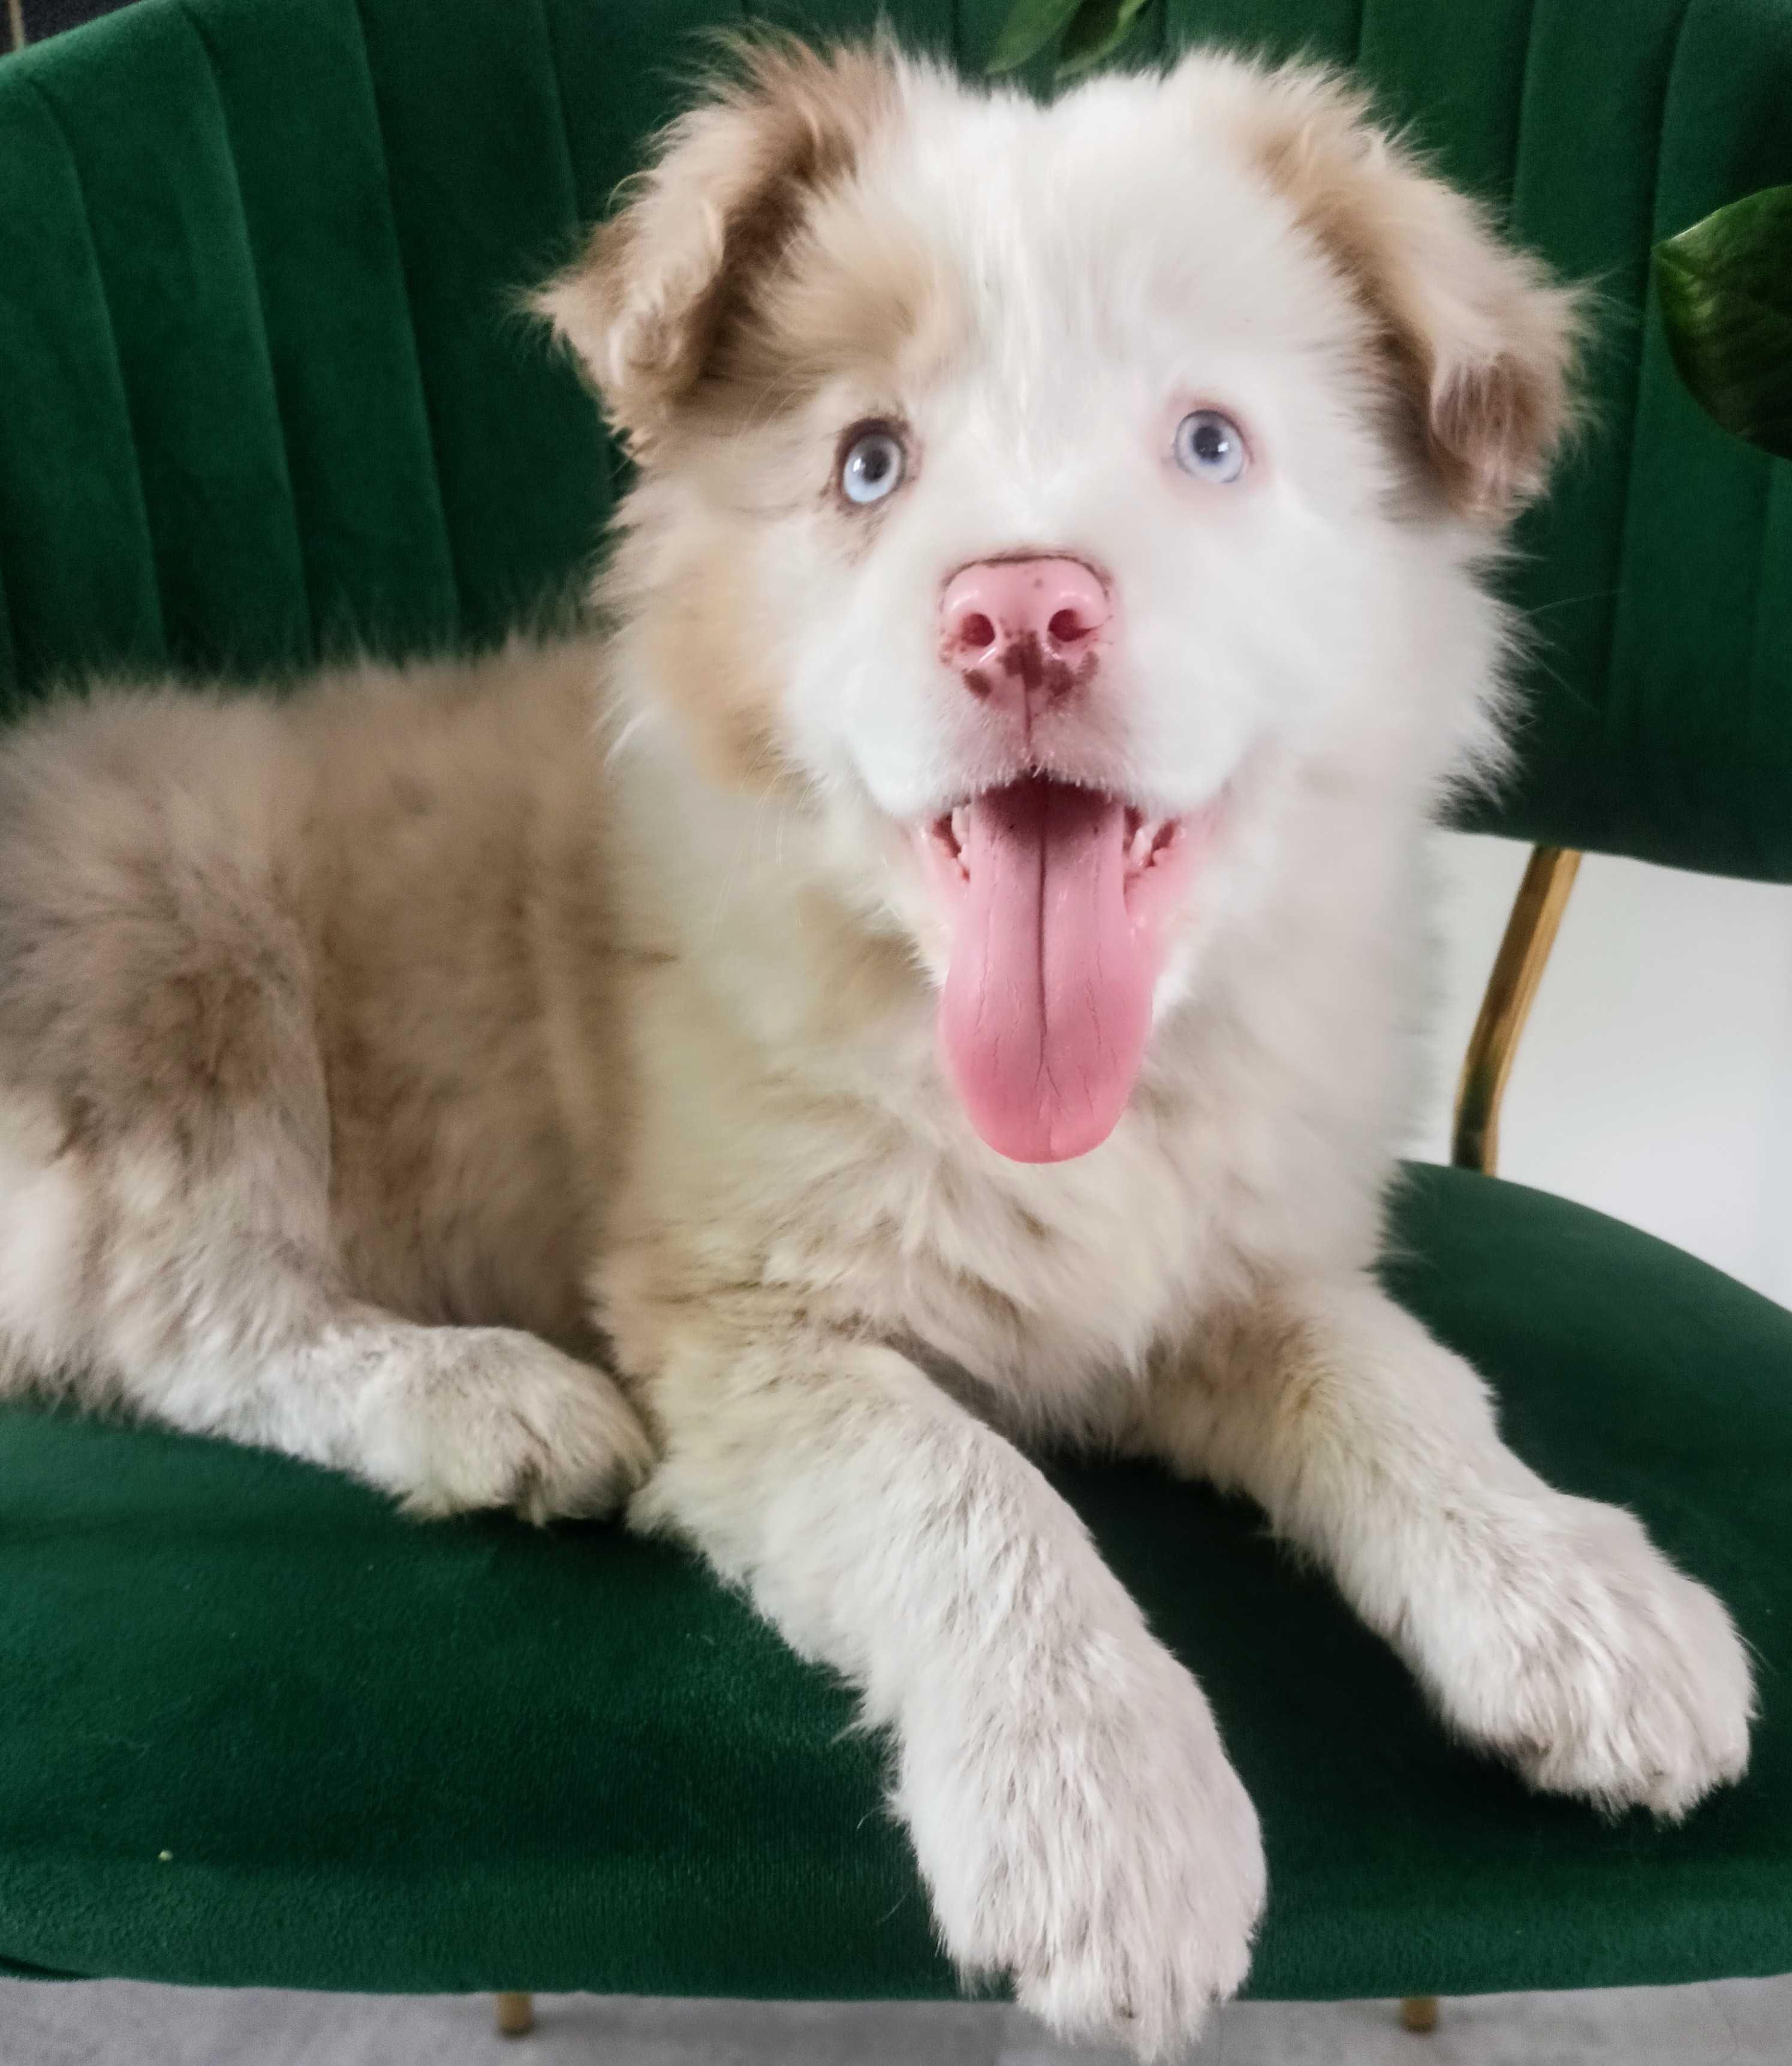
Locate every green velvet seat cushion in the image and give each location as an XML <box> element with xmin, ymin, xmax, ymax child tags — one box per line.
<box><xmin>2</xmin><ymin>1161</ymin><xmax>1788</xmax><ymax>2003</ymax></box>
<box><xmin>3</xmin><ymin>0</ymin><xmax>1792</xmax><ymax>880</ymax></box>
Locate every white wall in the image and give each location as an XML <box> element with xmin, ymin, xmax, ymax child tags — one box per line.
<box><xmin>1411</xmin><ymin>832</ymin><xmax>1792</xmax><ymax>1308</ymax></box>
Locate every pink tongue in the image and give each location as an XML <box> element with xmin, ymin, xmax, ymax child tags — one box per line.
<box><xmin>940</xmin><ymin>779</ymin><xmax>1158</xmax><ymax>1163</ymax></box>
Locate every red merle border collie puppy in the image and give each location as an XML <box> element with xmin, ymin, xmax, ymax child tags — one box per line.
<box><xmin>0</xmin><ymin>41</ymin><xmax>1749</xmax><ymax>2058</ymax></box>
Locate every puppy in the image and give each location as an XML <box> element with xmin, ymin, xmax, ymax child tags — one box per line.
<box><xmin>0</xmin><ymin>42</ymin><xmax>1752</xmax><ymax>2058</ymax></box>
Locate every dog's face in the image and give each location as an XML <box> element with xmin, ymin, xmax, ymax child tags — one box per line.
<box><xmin>541</xmin><ymin>44</ymin><xmax>1577</xmax><ymax>1164</ymax></box>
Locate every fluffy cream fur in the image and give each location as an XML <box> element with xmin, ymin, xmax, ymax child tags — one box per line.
<box><xmin>0</xmin><ymin>43</ymin><xmax>1750</xmax><ymax>2058</ymax></box>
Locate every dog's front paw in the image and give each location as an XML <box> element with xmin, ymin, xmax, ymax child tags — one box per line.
<box><xmin>1425</xmin><ymin>1490</ymin><xmax>1753</xmax><ymax>1820</ymax></box>
<box><xmin>902</xmin><ymin>1631</ymin><xmax>1264</xmax><ymax>2061</ymax></box>
<box><xmin>353</xmin><ymin>1324</ymin><xmax>655</xmax><ymax>1522</ymax></box>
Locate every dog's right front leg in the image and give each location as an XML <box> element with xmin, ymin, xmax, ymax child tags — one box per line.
<box><xmin>627</xmin><ymin>1311</ymin><xmax>1264</xmax><ymax>2060</ymax></box>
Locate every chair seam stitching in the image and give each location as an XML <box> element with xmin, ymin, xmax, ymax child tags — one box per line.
<box><xmin>1601</xmin><ymin>0</ymin><xmax>1700</xmax><ymax>784</ymax></box>
<box><xmin>344</xmin><ymin>0</ymin><xmax>466</xmax><ymax>643</ymax></box>
<box><xmin>532</xmin><ymin>0</ymin><xmax>580</xmax><ymax>215</ymax></box>
<box><xmin>21</xmin><ymin>71</ymin><xmax>169</xmax><ymax>665</ymax></box>
<box><xmin>1507</xmin><ymin>0</ymin><xmax>1543</xmax><ymax>214</ymax></box>
<box><xmin>535</xmin><ymin>0</ymin><xmax>617</xmax><ymax>555</ymax></box>
<box><xmin>176</xmin><ymin>0</ymin><xmax>317</xmax><ymax>669</ymax></box>
<box><xmin>1740</xmin><ymin>450</ymin><xmax>1784</xmax><ymax>880</ymax></box>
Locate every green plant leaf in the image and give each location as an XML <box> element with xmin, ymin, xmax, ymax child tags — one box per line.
<box><xmin>986</xmin><ymin>0</ymin><xmax>1089</xmax><ymax>74</ymax></box>
<box><xmin>1655</xmin><ymin>185</ymin><xmax>1792</xmax><ymax>463</ymax></box>
<box><xmin>1058</xmin><ymin>0</ymin><xmax>1151</xmax><ymax>77</ymax></box>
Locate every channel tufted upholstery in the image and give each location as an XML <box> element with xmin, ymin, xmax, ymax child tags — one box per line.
<box><xmin>5</xmin><ymin>0</ymin><xmax>1792</xmax><ymax>873</ymax></box>
<box><xmin>1</xmin><ymin>0</ymin><xmax>1791</xmax><ymax>2012</ymax></box>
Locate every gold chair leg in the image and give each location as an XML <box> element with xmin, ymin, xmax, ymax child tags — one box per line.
<box><xmin>1422</xmin><ymin>859</ymin><xmax>1583</xmax><ymax>2031</ymax></box>
<box><xmin>495</xmin><ymin>1992</ymin><xmax>535</xmax><ymax>2038</ymax></box>
<box><xmin>1451</xmin><ymin>843</ymin><xmax>1582</xmax><ymax>1177</ymax></box>
<box><xmin>1409</xmin><ymin>862</ymin><xmax>1580</xmax><ymax>2038</ymax></box>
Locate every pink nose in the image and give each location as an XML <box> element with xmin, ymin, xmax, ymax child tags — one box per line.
<box><xmin>939</xmin><ymin>556</ymin><xmax>1111</xmax><ymax>714</ymax></box>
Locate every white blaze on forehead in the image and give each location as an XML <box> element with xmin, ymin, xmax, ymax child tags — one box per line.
<box><xmin>877</xmin><ymin>62</ymin><xmax>1371</xmax><ymax>412</ymax></box>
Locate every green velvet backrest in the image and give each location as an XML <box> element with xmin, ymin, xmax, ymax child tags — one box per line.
<box><xmin>2</xmin><ymin>0</ymin><xmax>1790</xmax><ymax>877</ymax></box>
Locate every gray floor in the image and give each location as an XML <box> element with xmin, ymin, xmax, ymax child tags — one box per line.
<box><xmin>5</xmin><ymin>1977</ymin><xmax>1788</xmax><ymax>2066</ymax></box>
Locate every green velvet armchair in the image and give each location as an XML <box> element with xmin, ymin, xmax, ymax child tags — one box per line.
<box><xmin>1</xmin><ymin>0</ymin><xmax>1790</xmax><ymax>2038</ymax></box>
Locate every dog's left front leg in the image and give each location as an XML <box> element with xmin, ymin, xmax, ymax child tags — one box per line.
<box><xmin>1137</xmin><ymin>1276</ymin><xmax>1752</xmax><ymax>1818</ymax></box>
<box><xmin>619</xmin><ymin>1299</ymin><xmax>1264</xmax><ymax>2059</ymax></box>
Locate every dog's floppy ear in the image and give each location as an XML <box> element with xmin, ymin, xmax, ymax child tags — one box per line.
<box><xmin>1233</xmin><ymin>63</ymin><xmax>1582</xmax><ymax>521</ymax></box>
<box><xmin>535</xmin><ymin>40</ymin><xmax>896</xmax><ymax>452</ymax></box>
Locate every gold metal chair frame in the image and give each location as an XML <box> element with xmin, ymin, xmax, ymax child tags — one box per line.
<box><xmin>493</xmin><ymin>844</ymin><xmax>1582</xmax><ymax>2043</ymax></box>
<box><xmin>1417</xmin><ymin>840</ymin><xmax>1582</xmax><ymax>2037</ymax></box>
<box><xmin>1451</xmin><ymin>846</ymin><xmax>1583</xmax><ymax>1179</ymax></box>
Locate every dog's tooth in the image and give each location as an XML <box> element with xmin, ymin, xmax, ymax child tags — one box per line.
<box><xmin>951</xmin><ymin>805</ymin><xmax>969</xmax><ymax>851</ymax></box>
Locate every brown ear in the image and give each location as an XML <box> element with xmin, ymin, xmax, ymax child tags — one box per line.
<box><xmin>1233</xmin><ymin>63</ymin><xmax>1583</xmax><ymax>521</ymax></box>
<box><xmin>534</xmin><ymin>40</ymin><xmax>896</xmax><ymax>452</ymax></box>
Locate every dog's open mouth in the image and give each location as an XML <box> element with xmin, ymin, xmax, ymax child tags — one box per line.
<box><xmin>913</xmin><ymin>776</ymin><xmax>1215</xmax><ymax>1165</ymax></box>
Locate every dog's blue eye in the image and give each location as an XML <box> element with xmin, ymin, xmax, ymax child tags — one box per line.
<box><xmin>1173</xmin><ymin>409</ymin><xmax>1248</xmax><ymax>485</ymax></box>
<box><xmin>840</xmin><ymin>428</ymin><xmax>905</xmax><ymax>505</ymax></box>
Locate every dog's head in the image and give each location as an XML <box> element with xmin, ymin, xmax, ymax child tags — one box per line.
<box><xmin>540</xmin><ymin>41</ymin><xmax>1579</xmax><ymax>1164</ymax></box>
